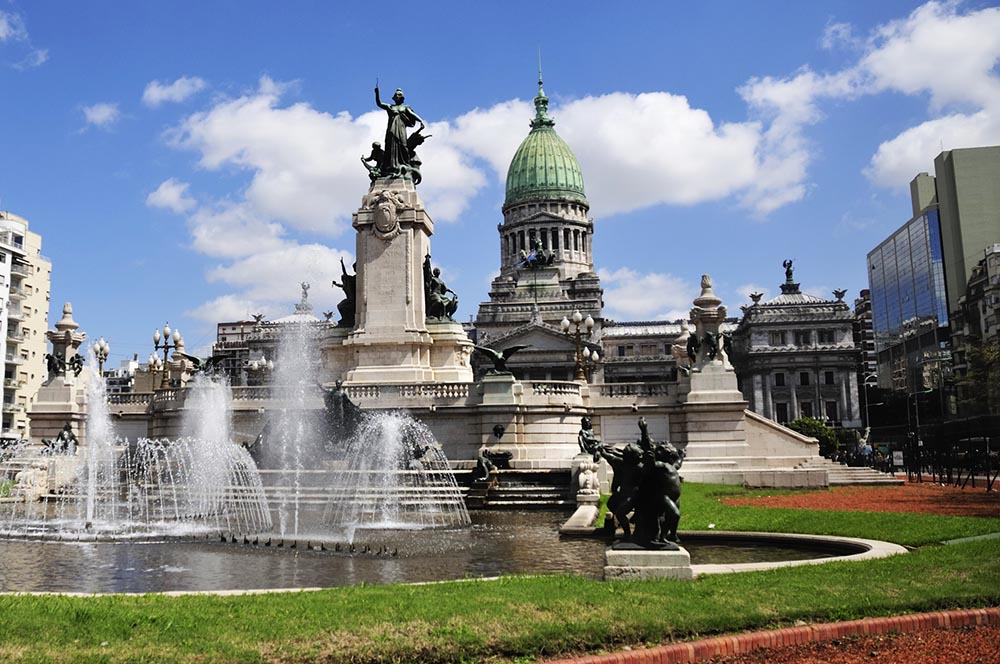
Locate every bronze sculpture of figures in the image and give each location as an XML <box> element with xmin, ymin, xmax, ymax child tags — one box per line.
<box><xmin>783</xmin><ymin>259</ymin><xmax>794</xmax><ymax>281</ymax></box>
<box><xmin>332</xmin><ymin>258</ymin><xmax>357</xmax><ymax>327</ymax></box>
<box><xmin>371</xmin><ymin>85</ymin><xmax>429</xmax><ymax>184</ymax></box>
<box><xmin>423</xmin><ymin>254</ymin><xmax>458</xmax><ymax>321</ymax></box>
<box><xmin>598</xmin><ymin>417</ymin><xmax>685</xmax><ymax>548</ymax></box>
<box><xmin>577</xmin><ymin>416</ymin><xmax>601</xmax><ymax>459</ymax></box>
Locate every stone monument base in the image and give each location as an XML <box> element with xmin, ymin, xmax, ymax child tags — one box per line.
<box><xmin>604</xmin><ymin>544</ymin><xmax>693</xmax><ymax>580</ymax></box>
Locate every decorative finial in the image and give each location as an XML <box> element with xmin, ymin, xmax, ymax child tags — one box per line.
<box><xmin>531</xmin><ymin>54</ymin><xmax>554</xmax><ymax>130</ymax></box>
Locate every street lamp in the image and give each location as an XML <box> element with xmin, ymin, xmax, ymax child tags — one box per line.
<box><xmin>862</xmin><ymin>371</ymin><xmax>878</xmax><ymax>429</ymax></box>
<box><xmin>244</xmin><ymin>357</ymin><xmax>274</xmax><ymax>386</ymax></box>
<box><xmin>152</xmin><ymin>323</ymin><xmax>183</xmax><ymax>389</ymax></box>
<box><xmin>147</xmin><ymin>352</ymin><xmax>162</xmax><ymax>388</ymax></box>
<box><xmin>560</xmin><ymin>310</ymin><xmax>600</xmax><ymax>382</ymax></box>
<box><xmin>93</xmin><ymin>337</ymin><xmax>110</xmax><ymax>375</ymax></box>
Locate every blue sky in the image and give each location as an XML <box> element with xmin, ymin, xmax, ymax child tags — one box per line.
<box><xmin>2</xmin><ymin>1</ymin><xmax>999</xmax><ymax>366</ymax></box>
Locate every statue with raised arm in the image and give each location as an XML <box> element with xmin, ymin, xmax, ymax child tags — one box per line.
<box><xmin>332</xmin><ymin>258</ymin><xmax>357</xmax><ymax>328</ymax></box>
<box><xmin>373</xmin><ymin>85</ymin><xmax>427</xmax><ymax>182</ymax></box>
<box><xmin>783</xmin><ymin>259</ymin><xmax>794</xmax><ymax>282</ymax></box>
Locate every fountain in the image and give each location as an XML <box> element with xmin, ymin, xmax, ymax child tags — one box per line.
<box><xmin>0</xmin><ymin>355</ymin><xmax>271</xmax><ymax>539</ymax></box>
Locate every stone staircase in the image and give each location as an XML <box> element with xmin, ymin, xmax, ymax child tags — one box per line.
<box><xmin>798</xmin><ymin>457</ymin><xmax>904</xmax><ymax>486</ymax></box>
<box><xmin>467</xmin><ymin>469</ymin><xmax>573</xmax><ymax>509</ymax></box>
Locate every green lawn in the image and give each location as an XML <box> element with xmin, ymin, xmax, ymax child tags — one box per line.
<box><xmin>0</xmin><ymin>483</ymin><xmax>997</xmax><ymax>663</ymax></box>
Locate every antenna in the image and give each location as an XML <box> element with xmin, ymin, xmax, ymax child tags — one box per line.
<box><xmin>537</xmin><ymin>48</ymin><xmax>542</xmax><ymax>85</ymax></box>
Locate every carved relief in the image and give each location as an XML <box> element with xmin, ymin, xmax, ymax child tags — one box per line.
<box><xmin>368</xmin><ymin>189</ymin><xmax>406</xmax><ymax>241</ymax></box>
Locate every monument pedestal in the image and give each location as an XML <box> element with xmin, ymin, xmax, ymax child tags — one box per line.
<box><xmin>341</xmin><ymin>178</ymin><xmax>471</xmax><ymax>384</ymax></box>
<box><xmin>604</xmin><ymin>545</ymin><xmax>693</xmax><ymax>580</ymax></box>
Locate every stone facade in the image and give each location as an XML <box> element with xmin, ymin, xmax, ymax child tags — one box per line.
<box><xmin>731</xmin><ymin>267</ymin><xmax>861</xmax><ymax>428</ymax></box>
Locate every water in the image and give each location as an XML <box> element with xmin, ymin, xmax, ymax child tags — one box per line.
<box><xmin>0</xmin><ymin>511</ymin><xmax>851</xmax><ymax>593</ymax></box>
<box><xmin>0</xmin><ymin>369</ymin><xmax>271</xmax><ymax>539</ymax></box>
<box><xmin>325</xmin><ymin>412</ymin><xmax>471</xmax><ymax>540</ymax></box>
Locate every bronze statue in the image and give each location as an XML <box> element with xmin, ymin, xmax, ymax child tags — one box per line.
<box><xmin>472</xmin><ymin>344</ymin><xmax>531</xmax><ymax>375</ymax></box>
<box><xmin>373</xmin><ymin>85</ymin><xmax>427</xmax><ymax>182</ymax></box>
<box><xmin>45</xmin><ymin>352</ymin><xmax>66</xmax><ymax>378</ymax></box>
<box><xmin>703</xmin><ymin>332</ymin><xmax>719</xmax><ymax>361</ymax></box>
<box><xmin>423</xmin><ymin>255</ymin><xmax>458</xmax><ymax>320</ymax></box>
<box><xmin>600</xmin><ymin>418</ymin><xmax>685</xmax><ymax>548</ymax></box>
<box><xmin>332</xmin><ymin>258</ymin><xmax>357</xmax><ymax>327</ymax></box>
<box><xmin>686</xmin><ymin>333</ymin><xmax>700</xmax><ymax>364</ymax></box>
<box><xmin>783</xmin><ymin>259</ymin><xmax>794</xmax><ymax>282</ymax></box>
<box><xmin>361</xmin><ymin>142</ymin><xmax>384</xmax><ymax>181</ymax></box>
<box><xmin>68</xmin><ymin>353</ymin><xmax>84</xmax><ymax>377</ymax></box>
<box><xmin>577</xmin><ymin>416</ymin><xmax>601</xmax><ymax>459</ymax></box>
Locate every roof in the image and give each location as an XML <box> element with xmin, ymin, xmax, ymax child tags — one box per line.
<box><xmin>503</xmin><ymin>76</ymin><xmax>587</xmax><ymax>210</ymax></box>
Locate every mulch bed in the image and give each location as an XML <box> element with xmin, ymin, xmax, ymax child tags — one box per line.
<box><xmin>706</xmin><ymin>625</ymin><xmax>1000</xmax><ymax>664</ymax></box>
<box><xmin>721</xmin><ymin>480</ymin><xmax>1000</xmax><ymax>519</ymax></box>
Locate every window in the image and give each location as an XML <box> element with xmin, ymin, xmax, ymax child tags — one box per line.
<box><xmin>800</xmin><ymin>401</ymin><xmax>814</xmax><ymax>418</ymax></box>
<box><xmin>794</xmin><ymin>330</ymin><xmax>811</xmax><ymax>346</ymax></box>
<box><xmin>824</xmin><ymin>371</ymin><xmax>835</xmax><ymax>385</ymax></box>
<box><xmin>617</xmin><ymin>345</ymin><xmax>626</xmax><ymax>358</ymax></box>
<box><xmin>769</xmin><ymin>331</ymin><xmax>786</xmax><ymax>346</ymax></box>
<box><xmin>818</xmin><ymin>329</ymin><xmax>835</xmax><ymax>344</ymax></box>
<box><xmin>774</xmin><ymin>372</ymin><xmax>786</xmax><ymax>387</ymax></box>
<box><xmin>799</xmin><ymin>371</ymin><xmax>811</xmax><ymax>386</ymax></box>
<box><xmin>775</xmin><ymin>403</ymin><xmax>789</xmax><ymax>423</ymax></box>
<box><xmin>825</xmin><ymin>401</ymin><xmax>839</xmax><ymax>421</ymax></box>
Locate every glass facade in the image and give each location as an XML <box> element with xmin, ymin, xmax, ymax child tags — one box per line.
<box><xmin>867</xmin><ymin>209</ymin><xmax>950</xmax><ymax>391</ymax></box>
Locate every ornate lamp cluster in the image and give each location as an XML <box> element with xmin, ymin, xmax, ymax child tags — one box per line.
<box><xmin>560</xmin><ymin>309</ymin><xmax>600</xmax><ymax>382</ymax></box>
<box><xmin>150</xmin><ymin>323</ymin><xmax>183</xmax><ymax>389</ymax></box>
<box><xmin>93</xmin><ymin>337</ymin><xmax>110</xmax><ymax>374</ymax></box>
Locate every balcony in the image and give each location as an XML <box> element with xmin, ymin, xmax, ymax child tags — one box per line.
<box><xmin>1</xmin><ymin>403</ymin><xmax>23</xmax><ymax>413</ymax></box>
<box><xmin>5</xmin><ymin>330</ymin><xmax>24</xmax><ymax>344</ymax></box>
<box><xmin>0</xmin><ymin>231</ymin><xmax>25</xmax><ymax>254</ymax></box>
<box><xmin>4</xmin><ymin>353</ymin><xmax>24</xmax><ymax>365</ymax></box>
<box><xmin>6</xmin><ymin>304</ymin><xmax>23</xmax><ymax>321</ymax></box>
<box><xmin>9</xmin><ymin>263</ymin><xmax>31</xmax><ymax>277</ymax></box>
<box><xmin>7</xmin><ymin>287</ymin><xmax>26</xmax><ymax>301</ymax></box>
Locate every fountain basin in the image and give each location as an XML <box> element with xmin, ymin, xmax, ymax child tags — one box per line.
<box><xmin>682</xmin><ymin>530</ymin><xmax>908</xmax><ymax>575</ymax></box>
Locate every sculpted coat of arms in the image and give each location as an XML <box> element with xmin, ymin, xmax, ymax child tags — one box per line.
<box><xmin>369</xmin><ymin>189</ymin><xmax>406</xmax><ymax>241</ymax></box>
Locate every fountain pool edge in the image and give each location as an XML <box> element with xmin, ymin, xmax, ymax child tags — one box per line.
<box><xmin>686</xmin><ymin>531</ymin><xmax>908</xmax><ymax>576</ymax></box>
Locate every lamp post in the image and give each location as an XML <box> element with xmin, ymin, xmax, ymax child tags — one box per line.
<box><xmin>147</xmin><ymin>353</ymin><xmax>162</xmax><ymax>389</ymax></box>
<box><xmin>152</xmin><ymin>323</ymin><xmax>183</xmax><ymax>389</ymax></box>
<box><xmin>862</xmin><ymin>371</ymin><xmax>878</xmax><ymax>428</ymax></box>
<box><xmin>93</xmin><ymin>337</ymin><xmax>110</xmax><ymax>375</ymax></box>
<box><xmin>244</xmin><ymin>357</ymin><xmax>274</xmax><ymax>385</ymax></box>
<box><xmin>560</xmin><ymin>310</ymin><xmax>600</xmax><ymax>382</ymax></box>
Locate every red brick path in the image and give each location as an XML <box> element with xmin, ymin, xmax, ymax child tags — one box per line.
<box><xmin>541</xmin><ymin>607</ymin><xmax>1000</xmax><ymax>664</ymax></box>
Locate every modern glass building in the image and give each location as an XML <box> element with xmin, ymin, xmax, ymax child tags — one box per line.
<box><xmin>867</xmin><ymin>208</ymin><xmax>950</xmax><ymax>393</ymax></box>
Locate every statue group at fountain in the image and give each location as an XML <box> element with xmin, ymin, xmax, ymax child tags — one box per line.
<box><xmin>580</xmin><ymin>417</ymin><xmax>685</xmax><ymax>549</ymax></box>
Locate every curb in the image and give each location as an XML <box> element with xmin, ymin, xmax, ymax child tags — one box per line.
<box><xmin>541</xmin><ymin>607</ymin><xmax>1000</xmax><ymax>664</ymax></box>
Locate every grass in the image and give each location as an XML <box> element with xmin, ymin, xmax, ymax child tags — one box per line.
<box><xmin>0</xmin><ymin>482</ymin><xmax>997</xmax><ymax>663</ymax></box>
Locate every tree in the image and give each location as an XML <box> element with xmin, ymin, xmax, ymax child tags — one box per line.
<box><xmin>957</xmin><ymin>339</ymin><xmax>1000</xmax><ymax>416</ymax></box>
<box><xmin>786</xmin><ymin>417</ymin><xmax>839</xmax><ymax>456</ymax></box>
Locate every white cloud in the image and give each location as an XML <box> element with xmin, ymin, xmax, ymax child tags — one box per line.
<box><xmin>143</xmin><ymin>76</ymin><xmax>207</xmax><ymax>107</ymax></box>
<box><xmin>207</xmin><ymin>243</ymin><xmax>351</xmax><ymax>311</ymax></box>
<box><xmin>738</xmin><ymin>2</ymin><xmax>1000</xmax><ymax>191</ymax></box>
<box><xmin>736</xmin><ymin>283</ymin><xmax>771</xmax><ymax>302</ymax></box>
<box><xmin>186</xmin><ymin>202</ymin><xmax>288</xmax><ymax>259</ymax></box>
<box><xmin>146</xmin><ymin>178</ymin><xmax>196</xmax><ymax>213</ymax></box>
<box><xmin>599</xmin><ymin>267</ymin><xmax>698</xmax><ymax>320</ymax></box>
<box><xmin>82</xmin><ymin>103</ymin><xmax>121</xmax><ymax>129</ymax></box>
<box><xmin>184</xmin><ymin>294</ymin><xmax>261</xmax><ymax>325</ymax></box>
<box><xmin>821</xmin><ymin>21</ymin><xmax>860</xmax><ymax>51</ymax></box>
<box><xmin>14</xmin><ymin>48</ymin><xmax>47</xmax><ymax>69</ymax></box>
<box><xmin>0</xmin><ymin>10</ymin><xmax>27</xmax><ymax>42</ymax></box>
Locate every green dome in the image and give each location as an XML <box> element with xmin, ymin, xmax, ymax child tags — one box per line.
<box><xmin>503</xmin><ymin>79</ymin><xmax>588</xmax><ymax>210</ymax></box>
